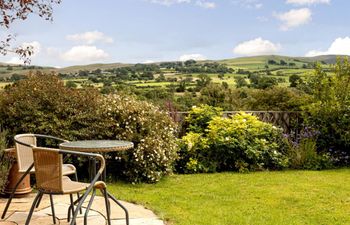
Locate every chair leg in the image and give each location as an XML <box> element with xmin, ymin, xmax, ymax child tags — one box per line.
<box><xmin>102</xmin><ymin>189</ymin><xmax>111</xmax><ymax>225</ymax></box>
<box><xmin>35</xmin><ymin>194</ymin><xmax>43</xmax><ymax>208</ymax></box>
<box><xmin>25</xmin><ymin>191</ymin><xmax>43</xmax><ymax>225</ymax></box>
<box><xmin>107</xmin><ymin>192</ymin><xmax>129</xmax><ymax>225</ymax></box>
<box><xmin>49</xmin><ymin>194</ymin><xmax>56</xmax><ymax>224</ymax></box>
<box><xmin>84</xmin><ymin>189</ymin><xmax>96</xmax><ymax>225</ymax></box>
<box><xmin>70</xmin><ymin>188</ymin><xmax>94</xmax><ymax>225</ymax></box>
<box><xmin>1</xmin><ymin>165</ymin><xmax>33</xmax><ymax>219</ymax></box>
<box><xmin>68</xmin><ymin>194</ymin><xmax>74</xmax><ymax>222</ymax></box>
<box><xmin>73</xmin><ymin>172</ymin><xmax>82</xmax><ymax>214</ymax></box>
<box><xmin>68</xmin><ymin>192</ymin><xmax>85</xmax><ymax>222</ymax></box>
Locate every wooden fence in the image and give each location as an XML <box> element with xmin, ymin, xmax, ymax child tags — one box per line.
<box><xmin>169</xmin><ymin>111</ymin><xmax>302</xmax><ymax>135</ymax></box>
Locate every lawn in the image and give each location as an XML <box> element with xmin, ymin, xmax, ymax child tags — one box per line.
<box><xmin>109</xmin><ymin>170</ymin><xmax>350</xmax><ymax>225</ymax></box>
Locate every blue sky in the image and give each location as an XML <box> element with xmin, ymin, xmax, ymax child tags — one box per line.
<box><xmin>1</xmin><ymin>0</ymin><xmax>350</xmax><ymax>67</ymax></box>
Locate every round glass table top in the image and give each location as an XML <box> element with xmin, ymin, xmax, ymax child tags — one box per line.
<box><xmin>59</xmin><ymin>140</ymin><xmax>134</xmax><ymax>152</ymax></box>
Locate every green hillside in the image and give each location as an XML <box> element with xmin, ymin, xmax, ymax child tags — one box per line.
<box><xmin>0</xmin><ymin>55</ymin><xmax>346</xmax><ymax>79</ymax></box>
<box><xmin>58</xmin><ymin>62</ymin><xmax>131</xmax><ymax>74</ymax></box>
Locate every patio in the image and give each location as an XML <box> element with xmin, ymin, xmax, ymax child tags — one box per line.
<box><xmin>0</xmin><ymin>194</ymin><xmax>164</xmax><ymax>225</ymax></box>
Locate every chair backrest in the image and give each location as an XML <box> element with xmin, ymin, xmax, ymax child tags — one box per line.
<box><xmin>32</xmin><ymin>147</ymin><xmax>63</xmax><ymax>193</ymax></box>
<box><xmin>14</xmin><ymin>134</ymin><xmax>37</xmax><ymax>172</ymax></box>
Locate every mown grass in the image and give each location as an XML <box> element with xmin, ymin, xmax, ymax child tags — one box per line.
<box><xmin>109</xmin><ymin>170</ymin><xmax>350</xmax><ymax>225</ymax></box>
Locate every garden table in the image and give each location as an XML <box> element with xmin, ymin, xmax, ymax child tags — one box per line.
<box><xmin>59</xmin><ymin>140</ymin><xmax>134</xmax><ymax>180</ymax></box>
<box><xmin>59</xmin><ymin>140</ymin><xmax>133</xmax><ymax>225</ymax></box>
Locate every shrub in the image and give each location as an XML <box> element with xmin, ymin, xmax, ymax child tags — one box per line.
<box><xmin>0</xmin><ymin>129</ymin><xmax>12</xmax><ymax>193</ymax></box>
<box><xmin>286</xmin><ymin>127</ymin><xmax>332</xmax><ymax>170</ymax></box>
<box><xmin>176</xmin><ymin>132</ymin><xmax>212</xmax><ymax>173</ymax></box>
<box><xmin>302</xmin><ymin>58</ymin><xmax>350</xmax><ymax>165</ymax></box>
<box><xmin>176</xmin><ymin>106</ymin><xmax>289</xmax><ymax>173</ymax></box>
<box><xmin>0</xmin><ymin>73</ymin><xmax>178</xmax><ymax>183</ymax></box>
<box><xmin>101</xmin><ymin>94</ymin><xmax>178</xmax><ymax>183</ymax></box>
<box><xmin>207</xmin><ymin>113</ymin><xmax>289</xmax><ymax>172</ymax></box>
<box><xmin>184</xmin><ymin>104</ymin><xmax>222</xmax><ymax>133</ymax></box>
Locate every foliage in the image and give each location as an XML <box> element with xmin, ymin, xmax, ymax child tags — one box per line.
<box><xmin>289</xmin><ymin>74</ymin><xmax>303</xmax><ymax>87</ymax></box>
<box><xmin>177</xmin><ymin>106</ymin><xmax>289</xmax><ymax>173</ymax></box>
<box><xmin>206</xmin><ymin>113</ymin><xmax>289</xmax><ymax>172</ymax></box>
<box><xmin>101</xmin><ymin>94</ymin><xmax>178</xmax><ymax>183</ymax></box>
<box><xmin>184</xmin><ymin>104</ymin><xmax>222</xmax><ymax>133</ymax></box>
<box><xmin>302</xmin><ymin>58</ymin><xmax>350</xmax><ymax>165</ymax></box>
<box><xmin>246</xmin><ymin>86</ymin><xmax>312</xmax><ymax>111</ymax></box>
<box><xmin>65</xmin><ymin>80</ymin><xmax>77</xmax><ymax>88</ymax></box>
<box><xmin>248</xmin><ymin>74</ymin><xmax>278</xmax><ymax>89</ymax></box>
<box><xmin>0</xmin><ymin>73</ymin><xmax>178</xmax><ymax>183</ymax></box>
<box><xmin>0</xmin><ymin>129</ymin><xmax>12</xmax><ymax>193</ymax></box>
<box><xmin>286</xmin><ymin>127</ymin><xmax>332</xmax><ymax>170</ymax></box>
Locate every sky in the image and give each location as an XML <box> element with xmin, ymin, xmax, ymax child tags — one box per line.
<box><xmin>1</xmin><ymin>0</ymin><xmax>350</xmax><ymax>67</ymax></box>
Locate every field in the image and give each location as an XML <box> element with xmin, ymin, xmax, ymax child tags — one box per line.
<box><xmin>0</xmin><ymin>55</ymin><xmax>338</xmax><ymax>90</ymax></box>
<box><xmin>109</xmin><ymin>169</ymin><xmax>350</xmax><ymax>225</ymax></box>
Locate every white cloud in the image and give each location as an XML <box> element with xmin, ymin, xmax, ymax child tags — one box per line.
<box><xmin>5</xmin><ymin>41</ymin><xmax>41</xmax><ymax>64</ymax></box>
<box><xmin>274</xmin><ymin>8</ymin><xmax>312</xmax><ymax>31</ymax></box>
<box><xmin>179</xmin><ymin>53</ymin><xmax>206</xmax><ymax>61</ymax></box>
<box><xmin>6</xmin><ymin>57</ymin><xmax>23</xmax><ymax>65</ymax></box>
<box><xmin>305</xmin><ymin>37</ymin><xmax>350</xmax><ymax>57</ymax></box>
<box><xmin>146</xmin><ymin>0</ymin><xmax>215</xmax><ymax>8</ymax></box>
<box><xmin>146</xmin><ymin>0</ymin><xmax>191</xmax><ymax>6</ymax></box>
<box><xmin>232</xmin><ymin>0</ymin><xmax>263</xmax><ymax>9</ymax></box>
<box><xmin>233</xmin><ymin>38</ymin><xmax>281</xmax><ymax>56</ymax></box>
<box><xmin>196</xmin><ymin>0</ymin><xmax>216</xmax><ymax>9</ymax></box>
<box><xmin>61</xmin><ymin>45</ymin><xmax>109</xmax><ymax>62</ymax></box>
<box><xmin>286</xmin><ymin>0</ymin><xmax>330</xmax><ymax>5</ymax></box>
<box><xmin>22</xmin><ymin>41</ymin><xmax>41</xmax><ymax>56</ymax></box>
<box><xmin>66</xmin><ymin>31</ymin><xmax>114</xmax><ymax>44</ymax></box>
<box><xmin>143</xmin><ymin>60</ymin><xmax>155</xmax><ymax>64</ymax></box>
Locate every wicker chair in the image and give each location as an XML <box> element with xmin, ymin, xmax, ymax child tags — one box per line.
<box><xmin>25</xmin><ymin>147</ymin><xmax>129</xmax><ymax>225</ymax></box>
<box><xmin>1</xmin><ymin>134</ymin><xmax>78</xmax><ymax>222</ymax></box>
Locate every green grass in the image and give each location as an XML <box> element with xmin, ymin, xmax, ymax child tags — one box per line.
<box><xmin>109</xmin><ymin>170</ymin><xmax>350</xmax><ymax>225</ymax></box>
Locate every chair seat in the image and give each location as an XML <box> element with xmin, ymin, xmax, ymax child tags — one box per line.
<box><xmin>27</xmin><ymin>163</ymin><xmax>76</xmax><ymax>175</ymax></box>
<box><xmin>60</xmin><ymin>177</ymin><xmax>107</xmax><ymax>194</ymax></box>
<box><xmin>61</xmin><ymin>176</ymin><xmax>89</xmax><ymax>194</ymax></box>
<box><xmin>62</xmin><ymin>164</ymin><xmax>77</xmax><ymax>176</ymax></box>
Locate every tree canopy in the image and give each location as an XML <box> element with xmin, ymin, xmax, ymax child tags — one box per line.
<box><xmin>0</xmin><ymin>0</ymin><xmax>61</xmax><ymax>63</ymax></box>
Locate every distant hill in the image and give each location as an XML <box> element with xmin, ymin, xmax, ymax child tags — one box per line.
<box><xmin>57</xmin><ymin>62</ymin><xmax>131</xmax><ymax>74</ymax></box>
<box><xmin>0</xmin><ymin>55</ymin><xmax>349</xmax><ymax>78</ymax></box>
<box><xmin>297</xmin><ymin>55</ymin><xmax>349</xmax><ymax>64</ymax></box>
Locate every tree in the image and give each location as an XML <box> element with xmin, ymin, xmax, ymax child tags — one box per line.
<box><xmin>268</xmin><ymin>59</ymin><xmax>277</xmax><ymax>65</ymax></box>
<box><xmin>156</xmin><ymin>73</ymin><xmax>166</xmax><ymax>82</ymax></box>
<box><xmin>195</xmin><ymin>74</ymin><xmax>211</xmax><ymax>91</ymax></box>
<box><xmin>303</xmin><ymin>59</ymin><xmax>350</xmax><ymax>164</ymax></box>
<box><xmin>289</xmin><ymin>74</ymin><xmax>303</xmax><ymax>87</ymax></box>
<box><xmin>0</xmin><ymin>0</ymin><xmax>61</xmax><ymax>63</ymax></box>
<box><xmin>280</xmin><ymin>60</ymin><xmax>287</xmax><ymax>66</ymax></box>
<box><xmin>184</xmin><ymin>59</ymin><xmax>196</xmax><ymax>66</ymax></box>
<box><xmin>66</xmin><ymin>80</ymin><xmax>77</xmax><ymax>89</ymax></box>
<box><xmin>234</xmin><ymin>76</ymin><xmax>248</xmax><ymax>88</ymax></box>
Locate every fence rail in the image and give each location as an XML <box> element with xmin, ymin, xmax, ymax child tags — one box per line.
<box><xmin>169</xmin><ymin>111</ymin><xmax>302</xmax><ymax>135</ymax></box>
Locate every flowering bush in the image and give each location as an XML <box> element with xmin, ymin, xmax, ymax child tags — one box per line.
<box><xmin>102</xmin><ymin>94</ymin><xmax>178</xmax><ymax>183</ymax></box>
<box><xmin>176</xmin><ymin>105</ymin><xmax>289</xmax><ymax>173</ymax></box>
<box><xmin>286</xmin><ymin>127</ymin><xmax>332</xmax><ymax>170</ymax></box>
<box><xmin>0</xmin><ymin>73</ymin><xmax>178</xmax><ymax>183</ymax></box>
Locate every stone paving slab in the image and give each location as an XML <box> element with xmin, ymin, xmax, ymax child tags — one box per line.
<box><xmin>0</xmin><ymin>194</ymin><xmax>164</xmax><ymax>225</ymax></box>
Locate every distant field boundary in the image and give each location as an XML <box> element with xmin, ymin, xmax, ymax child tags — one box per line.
<box><xmin>169</xmin><ymin>111</ymin><xmax>302</xmax><ymax>135</ymax></box>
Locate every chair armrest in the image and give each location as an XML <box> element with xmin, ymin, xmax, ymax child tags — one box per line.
<box><xmin>59</xmin><ymin>149</ymin><xmax>105</xmax><ymax>176</ymax></box>
<box><xmin>34</xmin><ymin>134</ymin><xmax>69</xmax><ymax>143</ymax></box>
